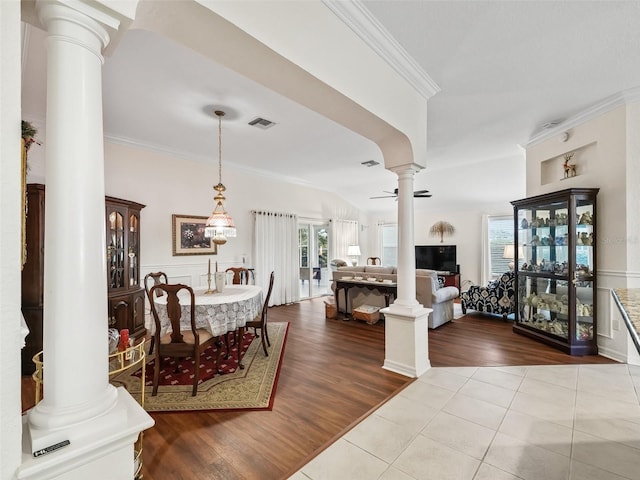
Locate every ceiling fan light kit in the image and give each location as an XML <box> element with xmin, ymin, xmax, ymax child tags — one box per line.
<box><xmin>370</xmin><ymin>188</ymin><xmax>432</xmax><ymax>199</ymax></box>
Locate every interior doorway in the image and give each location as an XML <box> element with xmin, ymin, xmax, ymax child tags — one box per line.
<box><xmin>298</xmin><ymin>222</ymin><xmax>331</xmax><ymax>299</ymax></box>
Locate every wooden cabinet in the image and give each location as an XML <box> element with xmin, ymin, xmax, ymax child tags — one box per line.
<box><xmin>21</xmin><ymin>184</ymin><xmax>45</xmax><ymax>375</ymax></box>
<box><xmin>511</xmin><ymin>188</ymin><xmax>599</xmax><ymax>355</ymax></box>
<box><xmin>21</xmin><ymin>184</ymin><xmax>145</xmax><ymax>374</ymax></box>
<box><xmin>105</xmin><ymin>196</ymin><xmax>146</xmax><ymax>339</ymax></box>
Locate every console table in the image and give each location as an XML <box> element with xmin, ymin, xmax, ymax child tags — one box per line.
<box><xmin>334</xmin><ymin>279</ymin><xmax>397</xmax><ymax>316</ymax></box>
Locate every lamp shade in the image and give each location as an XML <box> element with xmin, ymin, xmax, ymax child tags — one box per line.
<box><xmin>347</xmin><ymin>245</ymin><xmax>361</xmax><ymax>256</ymax></box>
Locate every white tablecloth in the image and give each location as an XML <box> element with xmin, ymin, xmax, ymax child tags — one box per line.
<box><xmin>153</xmin><ymin>285</ymin><xmax>263</xmax><ymax>337</ymax></box>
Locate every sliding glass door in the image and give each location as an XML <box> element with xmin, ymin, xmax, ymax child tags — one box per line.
<box><xmin>298</xmin><ymin>222</ymin><xmax>331</xmax><ymax>299</ymax></box>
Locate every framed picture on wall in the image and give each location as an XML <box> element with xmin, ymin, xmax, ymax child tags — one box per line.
<box><xmin>171</xmin><ymin>214</ymin><xmax>217</xmax><ymax>256</ymax></box>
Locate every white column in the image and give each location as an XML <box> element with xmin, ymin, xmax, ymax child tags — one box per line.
<box><xmin>20</xmin><ymin>3</ymin><xmax>152</xmax><ymax>478</ymax></box>
<box><xmin>381</xmin><ymin>167</ymin><xmax>431</xmax><ymax>377</ymax></box>
<box><xmin>28</xmin><ymin>0</ymin><xmax>115</xmax><ymax>435</ymax></box>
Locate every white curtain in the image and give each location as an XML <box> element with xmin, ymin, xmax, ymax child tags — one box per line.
<box><xmin>253</xmin><ymin>211</ymin><xmax>299</xmax><ymax>306</ymax></box>
<box><xmin>480</xmin><ymin>214</ymin><xmax>491</xmax><ymax>286</ymax></box>
<box><xmin>330</xmin><ymin>219</ymin><xmax>359</xmax><ymax>261</ymax></box>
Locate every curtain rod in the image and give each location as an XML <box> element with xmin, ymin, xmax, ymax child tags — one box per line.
<box><xmin>251</xmin><ymin>210</ymin><xmax>296</xmax><ymax>218</ymax></box>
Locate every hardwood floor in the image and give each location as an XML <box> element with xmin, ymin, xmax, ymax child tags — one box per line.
<box><xmin>21</xmin><ymin>298</ymin><xmax>616</xmax><ymax>480</ymax></box>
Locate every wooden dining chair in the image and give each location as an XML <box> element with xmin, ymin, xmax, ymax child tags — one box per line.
<box><xmin>143</xmin><ymin>272</ymin><xmax>168</xmax><ymax>355</ymax></box>
<box><xmin>367</xmin><ymin>257</ymin><xmax>381</xmax><ymax>265</ymax></box>
<box><xmin>245</xmin><ymin>271</ymin><xmax>275</xmax><ymax>356</ymax></box>
<box><xmin>148</xmin><ymin>283</ymin><xmax>221</xmax><ymax>396</ymax></box>
<box><xmin>226</xmin><ymin>267</ymin><xmax>251</xmax><ymax>285</ymax></box>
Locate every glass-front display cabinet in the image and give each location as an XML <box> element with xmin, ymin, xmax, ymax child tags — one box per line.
<box><xmin>511</xmin><ymin>188</ymin><xmax>599</xmax><ymax>355</ymax></box>
<box><xmin>106</xmin><ymin>196</ymin><xmax>147</xmax><ymax>340</ymax></box>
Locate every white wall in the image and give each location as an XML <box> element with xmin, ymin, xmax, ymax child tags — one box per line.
<box><xmin>526</xmin><ymin>105</ymin><xmax>639</xmax><ymax>361</ymax></box>
<box><xmin>104</xmin><ymin>142</ymin><xmax>369</xmax><ymax>287</ymax></box>
<box><xmin>1</xmin><ymin>1</ymin><xmax>23</xmax><ymax>478</ymax></box>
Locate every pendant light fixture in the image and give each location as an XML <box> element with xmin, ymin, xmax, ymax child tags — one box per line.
<box><xmin>205</xmin><ymin>109</ymin><xmax>236</xmax><ymax>245</ymax></box>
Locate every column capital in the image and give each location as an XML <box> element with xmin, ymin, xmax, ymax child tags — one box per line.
<box><xmin>390</xmin><ymin>164</ymin><xmax>423</xmax><ymax>177</ymax></box>
<box><xmin>34</xmin><ymin>0</ymin><xmax>137</xmax><ymax>58</ymax></box>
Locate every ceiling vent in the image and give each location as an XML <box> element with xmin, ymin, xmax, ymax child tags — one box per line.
<box><xmin>361</xmin><ymin>160</ymin><xmax>380</xmax><ymax>167</ymax></box>
<box><xmin>248</xmin><ymin>117</ymin><xmax>276</xmax><ymax>129</ymax></box>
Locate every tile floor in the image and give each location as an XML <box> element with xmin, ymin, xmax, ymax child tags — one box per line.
<box><xmin>289</xmin><ymin>363</ymin><xmax>640</xmax><ymax>480</ymax></box>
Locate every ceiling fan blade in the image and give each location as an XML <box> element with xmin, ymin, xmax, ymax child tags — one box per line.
<box><xmin>370</xmin><ymin>195</ymin><xmax>396</xmax><ymax>199</ymax></box>
<box><xmin>414</xmin><ymin>190</ymin><xmax>430</xmax><ymax>194</ymax></box>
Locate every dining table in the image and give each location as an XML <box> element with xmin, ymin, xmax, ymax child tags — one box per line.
<box><xmin>153</xmin><ymin>284</ymin><xmax>263</xmax><ymax>368</ymax></box>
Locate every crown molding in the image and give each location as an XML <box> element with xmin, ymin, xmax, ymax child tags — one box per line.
<box><xmin>323</xmin><ymin>0</ymin><xmax>440</xmax><ymax>99</ymax></box>
<box><xmin>104</xmin><ymin>133</ymin><xmax>325</xmax><ymax>189</ymax></box>
<box><xmin>526</xmin><ymin>87</ymin><xmax>640</xmax><ymax>148</ymax></box>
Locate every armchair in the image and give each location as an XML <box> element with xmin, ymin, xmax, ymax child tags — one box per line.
<box><xmin>461</xmin><ymin>271</ymin><xmax>516</xmax><ymax>320</ymax></box>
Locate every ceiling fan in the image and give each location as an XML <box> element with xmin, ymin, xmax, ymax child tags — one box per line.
<box><xmin>370</xmin><ymin>188</ymin><xmax>432</xmax><ymax>199</ymax></box>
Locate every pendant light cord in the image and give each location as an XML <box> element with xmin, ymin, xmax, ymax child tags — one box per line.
<box><xmin>215</xmin><ymin>110</ymin><xmax>225</xmax><ymax>186</ymax></box>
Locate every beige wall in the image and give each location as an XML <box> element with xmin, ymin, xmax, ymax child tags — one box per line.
<box><xmin>526</xmin><ymin>105</ymin><xmax>640</xmax><ymax>361</ymax></box>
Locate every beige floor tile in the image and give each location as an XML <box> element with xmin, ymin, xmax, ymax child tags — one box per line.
<box><xmin>442</xmin><ymin>392</ymin><xmax>507</xmax><ymax>430</ymax></box>
<box><xmin>373</xmin><ymin>395</ymin><xmax>440</xmax><ymax>435</ymax></box>
<box><xmin>510</xmin><ymin>391</ymin><xmax>574</xmax><ymax>428</ymax></box>
<box><xmin>393</xmin><ymin>435</ymin><xmax>480</xmax><ymax>480</ymax></box>
<box><xmin>458</xmin><ymin>378</ymin><xmax>517</xmax><ymax>408</ymax></box>
<box><xmin>421</xmin><ymin>411</ymin><xmax>495</xmax><ymax>459</ymax></box>
<box><xmin>474</xmin><ymin>463</ymin><xmax>522</xmax><ymax>480</ymax></box>
<box><xmin>286</xmin><ymin>471</ymin><xmax>310</xmax><ymax>480</ymax></box>
<box><xmin>378</xmin><ymin>466</ymin><xmax>418</xmax><ymax>480</ymax></box>
<box><xmin>472</xmin><ymin>367</ymin><xmax>524</xmax><ymax>391</ymax></box>
<box><xmin>499</xmin><ymin>409</ymin><xmax>573</xmax><ymax>457</ymax></box>
<box><xmin>399</xmin><ymin>380</ymin><xmax>455</xmax><ymax>410</ymax></box>
<box><xmin>300</xmin><ymin>439</ymin><xmax>389</xmax><ymax>480</ymax></box>
<box><xmin>345</xmin><ymin>414</ymin><xmax>418</xmax><ymax>464</ymax></box>
<box><xmin>575</xmin><ymin>390</ymin><xmax>640</xmax><ymax>423</ymax></box>
<box><xmin>517</xmin><ymin>376</ymin><xmax>576</xmax><ymax>407</ymax></box>
<box><xmin>418</xmin><ymin>368</ymin><xmax>470</xmax><ymax>392</ymax></box>
<box><xmin>492</xmin><ymin>365</ymin><xmax>529</xmax><ymax>377</ymax></box>
<box><xmin>572</xmin><ymin>430</ymin><xmax>640</xmax><ymax>480</ymax></box>
<box><xmin>436</xmin><ymin>366</ymin><xmax>479</xmax><ymax>378</ymax></box>
<box><xmin>574</xmin><ymin>414</ymin><xmax>640</xmax><ymax>450</ymax></box>
<box><xmin>525</xmin><ymin>365</ymin><xmax>578</xmax><ymax>389</ymax></box>
<box><xmin>570</xmin><ymin>459</ymin><xmax>633</xmax><ymax>480</ymax></box>
<box><xmin>484</xmin><ymin>432</ymin><xmax>570</xmax><ymax>480</ymax></box>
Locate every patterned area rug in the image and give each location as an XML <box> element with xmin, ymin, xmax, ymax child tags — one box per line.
<box><xmin>111</xmin><ymin>322</ymin><xmax>288</xmax><ymax>412</ymax></box>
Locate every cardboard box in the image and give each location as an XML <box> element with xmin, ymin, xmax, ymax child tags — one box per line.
<box><xmin>352</xmin><ymin>305</ymin><xmax>381</xmax><ymax>325</ymax></box>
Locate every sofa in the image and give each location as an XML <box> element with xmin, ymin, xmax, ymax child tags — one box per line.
<box><xmin>331</xmin><ymin>266</ymin><xmax>459</xmax><ymax>329</ymax></box>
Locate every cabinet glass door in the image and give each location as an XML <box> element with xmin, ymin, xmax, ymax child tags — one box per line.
<box><xmin>108</xmin><ymin>210</ymin><xmax>126</xmax><ymax>289</ymax></box>
<box><xmin>129</xmin><ymin>213</ymin><xmax>139</xmax><ymax>287</ymax></box>
<box><xmin>575</xmin><ymin>198</ymin><xmax>595</xmax><ymax>341</ymax></box>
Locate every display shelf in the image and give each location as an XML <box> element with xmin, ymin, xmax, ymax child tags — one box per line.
<box><xmin>511</xmin><ymin>187</ymin><xmax>599</xmax><ymax>355</ymax></box>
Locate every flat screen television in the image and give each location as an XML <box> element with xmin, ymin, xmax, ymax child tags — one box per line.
<box><xmin>415</xmin><ymin>245</ymin><xmax>457</xmax><ymax>273</ymax></box>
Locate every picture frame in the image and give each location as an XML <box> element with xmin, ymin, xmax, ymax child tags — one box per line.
<box><xmin>172</xmin><ymin>214</ymin><xmax>217</xmax><ymax>256</ymax></box>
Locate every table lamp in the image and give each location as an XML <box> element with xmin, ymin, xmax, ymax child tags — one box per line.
<box><xmin>503</xmin><ymin>244</ymin><xmax>524</xmax><ymax>271</ymax></box>
<box><xmin>347</xmin><ymin>245</ymin><xmax>361</xmax><ymax>266</ymax></box>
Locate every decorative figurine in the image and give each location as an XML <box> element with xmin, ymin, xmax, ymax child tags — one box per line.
<box><xmin>563</xmin><ymin>152</ymin><xmax>577</xmax><ymax>178</ymax></box>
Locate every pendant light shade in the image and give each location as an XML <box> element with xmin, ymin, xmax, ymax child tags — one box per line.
<box><xmin>205</xmin><ymin>110</ymin><xmax>236</xmax><ymax>245</ymax></box>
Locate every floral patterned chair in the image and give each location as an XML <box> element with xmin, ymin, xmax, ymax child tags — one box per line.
<box><xmin>461</xmin><ymin>271</ymin><xmax>516</xmax><ymax>320</ymax></box>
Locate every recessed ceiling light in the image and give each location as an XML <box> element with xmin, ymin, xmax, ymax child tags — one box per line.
<box><xmin>361</xmin><ymin>160</ymin><xmax>380</xmax><ymax>167</ymax></box>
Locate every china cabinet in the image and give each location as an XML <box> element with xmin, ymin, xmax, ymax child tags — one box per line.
<box><xmin>21</xmin><ymin>184</ymin><xmax>145</xmax><ymax>374</ymax></box>
<box><xmin>511</xmin><ymin>188</ymin><xmax>599</xmax><ymax>355</ymax></box>
<box><xmin>105</xmin><ymin>196</ymin><xmax>146</xmax><ymax>339</ymax></box>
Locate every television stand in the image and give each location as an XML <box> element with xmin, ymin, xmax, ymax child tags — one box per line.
<box><xmin>438</xmin><ymin>272</ymin><xmax>460</xmax><ymax>290</ymax></box>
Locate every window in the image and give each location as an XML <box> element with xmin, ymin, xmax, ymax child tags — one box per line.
<box><xmin>488</xmin><ymin>215</ymin><xmax>514</xmax><ymax>277</ymax></box>
<box><xmin>381</xmin><ymin>224</ymin><xmax>397</xmax><ymax>267</ymax></box>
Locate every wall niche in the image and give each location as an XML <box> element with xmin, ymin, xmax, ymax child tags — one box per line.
<box><xmin>540</xmin><ymin>142</ymin><xmax>597</xmax><ymax>186</ymax></box>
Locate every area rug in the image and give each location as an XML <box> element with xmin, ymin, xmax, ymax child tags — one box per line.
<box><xmin>111</xmin><ymin>322</ymin><xmax>288</xmax><ymax>412</ymax></box>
